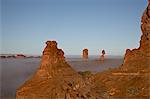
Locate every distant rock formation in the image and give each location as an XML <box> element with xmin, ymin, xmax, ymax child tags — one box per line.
<box><xmin>0</xmin><ymin>54</ymin><xmax>26</xmax><ymax>58</ymax></box>
<box><xmin>82</xmin><ymin>48</ymin><xmax>88</xmax><ymax>59</ymax></box>
<box><xmin>122</xmin><ymin>1</ymin><xmax>150</xmax><ymax>72</ymax></box>
<box><xmin>16</xmin><ymin>41</ymin><xmax>100</xmax><ymax>99</ymax></box>
<box><xmin>100</xmin><ymin>50</ymin><xmax>106</xmax><ymax>61</ymax></box>
<box><xmin>16</xmin><ymin>1</ymin><xmax>150</xmax><ymax>98</ymax></box>
<box><xmin>16</xmin><ymin>54</ymin><xmax>26</xmax><ymax>58</ymax></box>
<box><xmin>91</xmin><ymin>2</ymin><xmax>150</xmax><ymax>98</ymax></box>
<box><xmin>0</xmin><ymin>56</ymin><xmax>7</xmax><ymax>58</ymax></box>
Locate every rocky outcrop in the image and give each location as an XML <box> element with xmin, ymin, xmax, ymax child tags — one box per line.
<box><xmin>91</xmin><ymin>2</ymin><xmax>150</xmax><ymax>98</ymax></box>
<box><xmin>122</xmin><ymin>1</ymin><xmax>150</xmax><ymax>72</ymax></box>
<box><xmin>16</xmin><ymin>41</ymin><xmax>101</xmax><ymax>99</ymax></box>
<box><xmin>100</xmin><ymin>50</ymin><xmax>106</xmax><ymax>61</ymax></box>
<box><xmin>82</xmin><ymin>49</ymin><xmax>88</xmax><ymax>59</ymax></box>
<box><xmin>16</xmin><ymin>1</ymin><xmax>150</xmax><ymax>98</ymax></box>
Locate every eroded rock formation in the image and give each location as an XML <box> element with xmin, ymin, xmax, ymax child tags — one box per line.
<box><xmin>16</xmin><ymin>41</ymin><xmax>101</xmax><ymax>99</ymax></box>
<box><xmin>82</xmin><ymin>49</ymin><xmax>88</xmax><ymax>59</ymax></box>
<box><xmin>122</xmin><ymin>1</ymin><xmax>150</xmax><ymax>72</ymax></box>
<box><xmin>100</xmin><ymin>50</ymin><xmax>106</xmax><ymax>61</ymax></box>
<box><xmin>91</xmin><ymin>2</ymin><xmax>150</xmax><ymax>98</ymax></box>
<box><xmin>16</xmin><ymin>1</ymin><xmax>150</xmax><ymax>98</ymax></box>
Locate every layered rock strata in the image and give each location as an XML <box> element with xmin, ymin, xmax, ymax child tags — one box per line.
<box><xmin>16</xmin><ymin>41</ymin><xmax>101</xmax><ymax>99</ymax></box>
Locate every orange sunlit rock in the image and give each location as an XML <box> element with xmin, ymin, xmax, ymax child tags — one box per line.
<box><xmin>122</xmin><ymin>2</ymin><xmax>150</xmax><ymax>71</ymax></box>
<box><xmin>82</xmin><ymin>48</ymin><xmax>88</xmax><ymax>59</ymax></box>
<box><xmin>16</xmin><ymin>1</ymin><xmax>150</xmax><ymax>98</ymax></box>
<box><xmin>91</xmin><ymin>2</ymin><xmax>150</xmax><ymax>98</ymax></box>
<box><xmin>16</xmin><ymin>41</ymin><xmax>101</xmax><ymax>98</ymax></box>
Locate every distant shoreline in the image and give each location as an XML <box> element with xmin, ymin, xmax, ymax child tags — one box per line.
<box><xmin>0</xmin><ymin>54</ymin><xmax>123</xmax><ymax>59</ymax></box>
<box><xmin>0</xmin><ymin>54</ymin><xmax>41</xmax><ymax>59</ymax></box>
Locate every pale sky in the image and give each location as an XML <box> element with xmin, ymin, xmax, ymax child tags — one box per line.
<box><xmin>1</xmin><ymin>0</ymin><xmax>148</xmax><ymax>55</ymax></box>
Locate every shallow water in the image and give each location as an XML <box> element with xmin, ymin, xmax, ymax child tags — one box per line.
<box><xmin>0</xmin><ymin>56</ymin><xmax>123</xmax><ymax>99</ymax></box>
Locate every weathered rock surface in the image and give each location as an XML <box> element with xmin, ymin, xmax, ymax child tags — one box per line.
<box><xmin>92</xmin><ymin>69</ymin><xmax>150</xmax><ymax>98</ymax></box>
<box><xmin>122</xmin><ymin>1</ymin><xmax>150</xmax><ymax>72</ymax></box>
<box><xmin>16</xmin><ymin>41</ymin><xmax>101</xmax><ymax>99</ymax></box>
<box><xmin>91</xmin><ymin>1</ymin><xmax>150</xmax><ymax>98</ymax></box>
<box><xmin>82</xmin><ymin>48</ymin><xmax>88</xmax><ymax>59</ymax></box>
<box><xmin>16</xmin><ymin>1</ymin><xmax>150</xmax><ymax>98</ymax></box>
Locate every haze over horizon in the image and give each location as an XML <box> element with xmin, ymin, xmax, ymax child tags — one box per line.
<box><xmin>1</xmin><ymin>0</ymin><xmax>147</xmax><ymax>55</ymax></box>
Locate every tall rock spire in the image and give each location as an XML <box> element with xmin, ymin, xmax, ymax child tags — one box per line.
<box><xmin>40</xmin><ymin>41</ymin><xmax>65</xmax><ymax>67</ymax></box>
<box><xmin>16</xmin><ymin>41</ymin><xmax>101</xmax><ymax>99</ymax></box>
<box><xmin>82</xmin><ymin>48</ymin><xmax>88</xmax><ymax>59</ymax></box>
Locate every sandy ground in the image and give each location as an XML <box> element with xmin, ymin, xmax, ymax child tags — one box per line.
<box><xmin>0</xmin><ymin>56</ymin><xmax>123</xmax><ymax>99</ymax></box>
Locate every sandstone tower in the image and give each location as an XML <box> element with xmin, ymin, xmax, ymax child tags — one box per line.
<box><xmin>82</xmin><ymin>48</ymin><xmax>88</xmax><ymax>59</ymax></box>
<box><xmin>16</xmin><ymin>41</ymin><xmax>101</xmax><ymax>98</ymax></box>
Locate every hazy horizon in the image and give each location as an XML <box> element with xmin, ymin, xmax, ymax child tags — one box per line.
<box><xmin>1</xmin><ymin>0</ymin><xmax>147</xmax><ymax>55</ymax></box>
<box><xmin>0</xmin><ymin>54</ymin><xmax>124</xmax><ymax>58</ymax></box>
